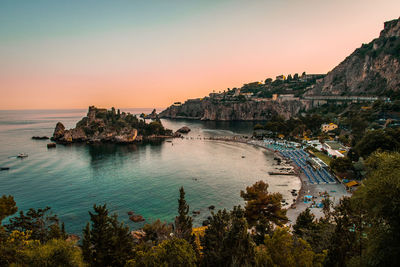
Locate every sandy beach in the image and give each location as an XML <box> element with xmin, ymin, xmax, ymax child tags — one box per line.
<box><xmin>211</xmin><ymin>137</ymin><xmax>351</xmax><ymax>223</ymax></box>
<box><xmin>286</xmin><ymin>172</ymin><xmax>350</xmax><ymax>224</ymax></box>
<box><xmin>187</xmin><ymin>136</ymin><xmax>350</xmax><ymax>224</ymax></box>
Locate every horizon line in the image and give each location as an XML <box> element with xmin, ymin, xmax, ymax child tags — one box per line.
<box><xmin>0</xmin><ymin>107</ymin><xmax>167</xmax><ymax>112</ymax></box>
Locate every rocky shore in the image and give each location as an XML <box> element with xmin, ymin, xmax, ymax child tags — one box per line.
<box><xmin>51</xmin><ymin>106</ymin><xmax>175</xmax><ymax>144</ymax></box>
<box><xmin>159</xmin><ymin>98</ymin><xmax>306</xmax><ymax>121</ymax></box>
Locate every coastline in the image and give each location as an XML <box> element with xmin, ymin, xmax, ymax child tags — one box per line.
<box><xmin>198</xmin><ymin>136</ymin><xmax>349</xmax><ymax>224</ymax></box>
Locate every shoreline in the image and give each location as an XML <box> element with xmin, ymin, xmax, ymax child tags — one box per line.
<box><xmin>200</xmin><ymin>137</ymin><xmax>303</xmax><ymax>211</ymax></box>
<box><xmin>199</xmin><ymin>136</ymin><xmax>349</xmax><ymax>224</ymax></box>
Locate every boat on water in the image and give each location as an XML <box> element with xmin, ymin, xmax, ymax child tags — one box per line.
<box><xmin>268</xmin><ymin>171</ymin><xmax>296</xmax><ymax>175</ymax></box>
<box><xmin>17</xmin><ymin>153</ymin><xmax>28</xmax><ymax>158</ymax></box>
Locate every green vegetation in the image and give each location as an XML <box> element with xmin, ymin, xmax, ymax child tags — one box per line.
<box><xmin>253</xmin><ymin>97</ymin><xmax>400</xmax><ymax>180</ymax></box>
<box><xmin>78</xmin><ymin>106</ymin><xmax>172</xmax><ymax>138</ymax></box>
<box><xmin>237</xmin><ymin>73</ymin><xmax>324</xmax><ymax>98</ymax></box>
<box><xmin>254</xmin><ymin>114</ymin><xmax>327</xmax><ymax>139</ymax></box>
<box><xmin>240</xmin><ymin>181</ymin><xmax>287</xmax><ymax>227</ymax></box>
<box><xmin>174</xmin><ymin>187</ymin><xmax>194</xmax><ymax>242</ymax></box>
<box><xmin>1</xmin><ymin>152</ymin><xmax>399</xmax><ymax>266</ymax></box>
<box><xmin>82</xmin><ymin>204</ymin><xmax>133</xmax><ymax>266</ymax></box>
<box><xmin>312</xmin><ymin>151</ymin><xmax>332</xmax><ymax>165</ymax></box>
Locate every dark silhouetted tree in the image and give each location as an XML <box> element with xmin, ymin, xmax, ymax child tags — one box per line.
<box><xmin>82</xmin><ymin>204</ymin><xmax>133</xmax><ymax>267</ymax></box>
<box><xmin>174</xmin><ymin>187</ymin><xmax>193</xmax><ymax>242</ymax></box>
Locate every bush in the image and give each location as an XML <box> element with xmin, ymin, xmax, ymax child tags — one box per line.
<box><xmin>127</xmin><ymin>238</ymin><xmax>197</xmax><ymax>267</ymax></box>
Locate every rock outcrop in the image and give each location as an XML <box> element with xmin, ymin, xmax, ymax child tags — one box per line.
<box><xmin>32</xmin><ymin>136</ymin><xmax>49</xmax><ymax>140</ymax></box>
<box><xmin>160</xmin><ymin>98</ymin><xmax>306</xmax><ymax>121</ymax></box>
<box><xmin>52</xmin><ymin>106</ymin><xmax>171</xmax><ymax>144</ymax></box>
<box><xmin>306</xmin><ymin>17</ymin><xmax>400</xmax><ymax>96</ymax></box>
<box><xmin>176</xmin><ymin>126</ymin><xmax>191</xmax><ymax>133</ymax></box>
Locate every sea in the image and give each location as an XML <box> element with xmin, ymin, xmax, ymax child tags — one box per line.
<box><xmin>0</xmin><ymin>108</ymin><xmax>300</xmax><ymax>234</ymax></box>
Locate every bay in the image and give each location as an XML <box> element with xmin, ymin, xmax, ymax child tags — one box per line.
<box><xmin>0</xmin><ymin>109</ymin><xmax>300</xmax><ymax>234</ymax></box>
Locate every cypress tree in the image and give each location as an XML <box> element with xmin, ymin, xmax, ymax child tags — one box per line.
<box><xmin>202</xmin><ymin>207</ymin><xmax>255</xmax><ymax>266</ymax></box>
<box><xmin>82</xmin><ymin>204</ymin><xmax>133</xmax><ymax>267</ymax></box>
<box><xmin>174</xmin><ymin>187</ymin><xmax>193</xmax><ymax>242</ymax></box>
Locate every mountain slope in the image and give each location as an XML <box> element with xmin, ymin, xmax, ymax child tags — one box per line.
<box><xmin>306</xmin><ymin>17</ymin><xmax>400</xmax><ymax>96</ymax></box>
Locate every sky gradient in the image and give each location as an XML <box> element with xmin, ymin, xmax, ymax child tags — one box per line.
<box><xmin>1</xmin><ymin>0</ymin><xmax>400</xmax><ymax>110</ymax></box>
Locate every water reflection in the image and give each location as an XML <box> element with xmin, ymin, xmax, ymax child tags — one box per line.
<box><xmin>88</xmin><ymin>143</ymin><xmax>138</xmax><ymax>164</ymax></box>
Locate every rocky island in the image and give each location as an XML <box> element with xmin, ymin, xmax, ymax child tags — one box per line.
<box><xmin>51</xmin><ymin>106</ymin><xmax>173</xmax><ymax>144</ymax></box>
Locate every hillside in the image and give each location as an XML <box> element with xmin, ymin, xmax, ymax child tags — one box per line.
<box><xmin>306</xmin><ymin>17</ymin><xmax>400</xmax><ymax>97</ymax></box>
<box><xmin>160</xmin><ymin>17</ymin><xmax>399</xmax><ymax>121</ymax></box>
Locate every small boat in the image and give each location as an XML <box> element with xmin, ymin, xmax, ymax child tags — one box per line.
<box><xmin>17</xmin><ymin>153</ymin><xmax>28</xmax><ymax>158</ymax></box>
<box><xmin>1</xmin><ymin>167</ymin><xmax>10</xmax><ymax>171</ymax></box>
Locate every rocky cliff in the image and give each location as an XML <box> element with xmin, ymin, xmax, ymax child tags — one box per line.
<box><xmin>52</xmin><ymin>106</ymin><xmax>171</xmax><ymax>144</ymax></box>
<box><xmin>159</xmin><ymin>98</ymin><xmax>307</xmax><ymax>121</ymax></box>
<box><xmin>306</xmin><ymin>17</ymin><xmax>400</xmax><ymax>96</ymax></box>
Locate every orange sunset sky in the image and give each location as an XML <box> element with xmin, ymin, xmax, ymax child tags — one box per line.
<box><xmin>1</xmin><ymin>0</ymin><xmax>400</xmax><ymax>110</ymax></box>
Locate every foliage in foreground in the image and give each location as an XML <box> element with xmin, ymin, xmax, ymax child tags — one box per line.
<box><xmin>0</xmin><ymin>152</ymin><xmax>399</xmax><ymax>266</ymax></box>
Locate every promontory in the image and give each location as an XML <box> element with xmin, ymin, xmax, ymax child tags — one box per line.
<box><xmin>52</xmin><ymin>106</ymin><xmax>172</xmax><ymax>144</ymax></box>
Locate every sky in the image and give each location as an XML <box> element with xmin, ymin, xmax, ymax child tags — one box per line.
<box><xmin>0</xmin><ymin>0</ymin><xmax>399</xmax><ymax>110</ymax></box>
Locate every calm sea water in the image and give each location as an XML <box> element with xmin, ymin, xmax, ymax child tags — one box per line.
<box><xmin>0</xmin><ymin>109</ymin><xmax>300</xmax><ymax>234</ymax></box>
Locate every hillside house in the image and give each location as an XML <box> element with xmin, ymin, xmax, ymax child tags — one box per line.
<box><xmin>321</xmin><ymin>123</ymin><xmax>338</xmax><ymax>133</ymax></box>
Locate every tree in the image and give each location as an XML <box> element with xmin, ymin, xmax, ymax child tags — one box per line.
<box><xmin>0</xmin><ymin>230</ymin><xmax>85</xmax><ymax>267</ymax></box>
<box><xmin>253</xmin><ymin>216</ymin><xmax>272</xmax><ymax>245</ymax></box>
<box><xmin>127</xmin><ymin>238</ymin><xmax>197</xmax><ymax>267</ymax></box>
<box><xmin>143</xmin><ymin>219</ymin><xmax>173</xmax><ymax>244</ymax></box>
<box><xmin>20</xmin><ymin>238</ymin><xmax>85</xmax><ymax>267</ymax></box>
<box><xmin>5</xmin><ymin>206</ymin><xmax>66</xmax><ymax>243</ymax></box>
<box><xmin>321</xmin><ymin>197</ymin><xmax>333</xmax><ymax>219</ymax></box>
<box><xmin>240</xmin><ymin>181</ymin><xmax>287</xmax><ymax>227</ymax></box>
<box><xmin>0</xmin><ymin>195</ymin><xmax>17</xmax><ymax>224</ymax></box>
<box><xmin>347</xmin><ymin>148</ymin><xmax>360</xmax><ymax>162</ymax></box>
<box><xmin>0</xmin><ymin>230</ymin><xmax>36</xmax><ymax>266</ymax></box>
<box><xmin>201</xmin><ymin>209</ymin><xmax>230</xmax><ymax>266</ymax></box>
<box><xmin>293</xmin><ymin>208</ymin><xmax>316</xmax><ymax>237</ymax></box>
<box><xmin>324</xmin><ymin>197</ymin><xmax>366</xmax><ymax>267</ymax></box>
<box><xmin>225</xmin><ymin>207</ymin><xmax>255</xmax><ymax>266</ymax></box>
<box><xmin>352</xmin><ymin>152</ymin><xmax>400</xmax><ymax>266</ymax></box>
<box><xmin>349</xmin><ymin>116</ymin><xmax>368</xmax><ymax>142</ymax></box>
<box><xmin>174</xmin><ymin>187</ymin><xmax>193</xmax><ymax>242</ymax></box>
<box><xmin>264</xmin><ymin>78</ymin><xmax>273</xmax><ymax>84</ymax></box>
<box><xmin>82</xmin><ymin>204</ymin><xmax>133</xmax><ymax>267</ymax></box>
<box><xmin>329</xmin><ymin>157</ymin><xmax>354</xmax><ymax>174</ymax></box>
<box><xmin>256</xmin><ymin>227</ymin><xmax>325</xmax><ymax>267</ymax></box>
<box><xmin>202</xmin><ymin>207</ymin><xmax>255</xmax><ymax>267</ymax></box>
<box><xmin>355</xmin><ymin>128</ymin><xmax>400</xmax><ymax>158</ymax></box>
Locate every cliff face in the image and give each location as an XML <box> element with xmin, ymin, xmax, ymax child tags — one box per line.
<box><xmin>307</xmin><ymin>17</ymin><xmax>400</xmax><ymax>96</ymax></box>
<box><xmin>52</xmin><ymin>106</ymin><xmax>141</xmax><ymax>144</ymax></box>
<box><xmin>159</xmin><ymin>99</ymin><xmax>307</xmax><ymax>121</ymax></box>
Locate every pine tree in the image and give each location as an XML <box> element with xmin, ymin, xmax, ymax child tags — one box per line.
<box><xmin>82</xmin><ymin>204</ymin><xmax>133</xmax><ymax>267</ymax></box>
<box><xmin>240</xmin><ymin>181</ymin><xmax>288</xmax><ymax>226</ymax></box>
<box><xmin>293</xmin><ymin>208</ymin><xmax>316</xmax><ymax>237</ymax></box>
<box><xmin>202</xmin><ymin>207</ymin><xmax>255</xmax><ymax>267</ymax></box>
<box><xmin>0</xmin><ymin>195</ymin><xmax>18</xmax><ymax>224</ymax></box>
<box><xmin>174</xmin><ymin>187</ymin><xmax>193</xmax><ymax>242</ymax></box>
